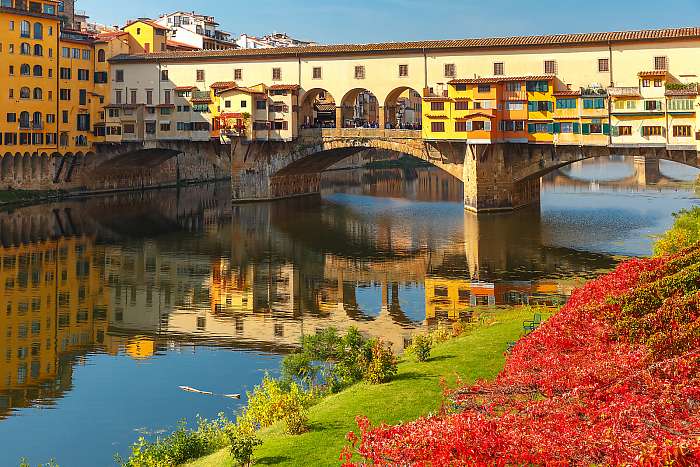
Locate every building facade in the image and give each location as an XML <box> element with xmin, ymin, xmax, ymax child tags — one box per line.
<box><xmin>155</xmin><ymin>11</ymin><xmax>236</xmax><ymax>50</ymax></box>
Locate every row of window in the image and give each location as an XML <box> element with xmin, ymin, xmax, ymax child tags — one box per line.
<box><xmin>59</xmin><ymin>68</ymin><xmax>90</xmax><ymax>81</ymax></box>
<box><xmin>9</xmin><ymin>64</ymin><xmax>47</xmax><ymax>77</ymax></box>
<box><xmin>428</xmin><ymin>121</ymin><xmax>691</xmax><ymax>137</ymax></box>
<box><xmin>10</xmin><ymin>42</ymin><xmax>50</xmax><ymax>56</ymax></box>
<box><xmin>60</xmin><ymin>47</ymin><xmax>91</xmax><ymax>61</ymax></box>
<box><xmin>3</xmin><ymin>132</ymin><xmax>57</xmax><ymax>145</ymax></box>
<box><xmin>9</xmin><ymin>86</ymin><xmax>49</xmax><ymax>100</ymax></box>
<box><xmin>8</xmin><ymin>20</ymin><xmax>50</xmax><ymax>40</ymax></box>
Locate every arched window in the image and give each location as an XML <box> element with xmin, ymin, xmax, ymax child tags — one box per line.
<box><xmin>20</xmin><ymin>64</ymin><xmax>30</xmax><ymax>76</ymax></box>
<box><xmin>32</xmin><ymin>112</ymin><xmax>42</xmax><ymax>127</ymax></box>
<box><xmin>20</xmin><ymin>21</ymin><xmax>30</xmax><ymax>38</ymax></box>
<box><xmin>19</xmin><ymin>87</ymin><xmax>30</xmax><ymax>99</ymax></box>
<box><xmin>33</xmin><ymin>44</ymin><xmax>43</xmax><ymax>56</ymax></box>
<box><xmin>98</xmin><ymin>49</ymin><xmax>106</xmax><ymax>62</ymax></box>
<box><xmin>33</xmin><ymin>65</ymin><xmax>42</xmax><ymax>77</ymax></box>
<box><xmin>33</xmin><ymin>87</ymin><xmax>42</xmax><ymax>100</ymax></box>
<box><xmin>33</xmin><ymin>22</ymin><xmax>42</xmax><ymax>40</ymax></box>
<box><xmin>20</xmin><ymin>43</ymin><xmax>30</xmax><ymax>55</ymax></box>
<box><xmin>19</xmin><ymin>112</ymin><xmax>30</xmax><ymax>128</ymax></box>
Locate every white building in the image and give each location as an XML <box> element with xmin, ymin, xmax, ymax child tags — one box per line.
<box><xmin>155</xmin><ymin>11</ymin><xmax>237</xmax><ymax>50</ymax></box>
<box><xmin>236</xmin><ymin>32</ymin><xmax>316</xmax><ymax>49</ymax></box>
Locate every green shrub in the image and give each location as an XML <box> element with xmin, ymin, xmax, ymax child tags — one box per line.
<box><xmin>19</xmin><ymin>459</ymin><xmax>59</xmax><ymax>467</ymax></box>
<box><xmin>363</xmin><ymin>339</ymin><xmax>398</xmax><ymax>384</ymax></box>
<box><xmin>408</xmin><ymin>334</ymin><xmax>432</xmax><ymax>362</ymax></box>
<box><xmin>281</xmin><ymin>351</ymin><xmax>318</xmax><ymax>389</ymax></box>
<box><xmin>244</xmin><ymin>375</ymin><xmax>311</xmax><ymax>433</ymax></box>
<box><xmin>283</xmin><ymin>327</ymin><xmax>374</xmax><ymax>393</ymax></box>
<box><xmin>430</xmin><ymin>323</ymin><xmax>451</xmax><ymax>345</ymax></box>
<box><xmin>654</xmin><ymin>207</ymin><xmax>700</xmax><ymax>256</ymax></box>
<box><xmin>116</xmin><ymin>415</ymin><xmax>232</xmax><ymax>467</ymax></box>
<box><xmin>227</xmin><ymin>420</ymin><xmax>261</xmax><ymax>467</ymax></box>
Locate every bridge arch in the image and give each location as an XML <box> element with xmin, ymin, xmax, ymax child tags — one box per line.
<box><xmin>383</xmin><ymin>86</ymin><xmax>423</xmax><ymax>129</ymax></box>
<box><xmin>300</xmin><ymin>88</ymin><xmax>336</xmax><ymax>128</ymax></box>
<box><xmin>0</xmin><ymin>153</ymin><xmax>12</xmax><ymax>182</ymax></box>
<box><xmin>340</xmin><ymin>88</ymin><xmax>380</xmax><ymax>128</ymax></box>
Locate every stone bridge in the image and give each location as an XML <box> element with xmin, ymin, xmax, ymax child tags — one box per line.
<box><xmin>231</xmin><ymin>129</ymin><xmax>700</xmax><ymax>212</ymax></box>
<box><xmin>0</xmin><ymin>140</ymin><xmax>231</xmax><ymax>193</ymax></box>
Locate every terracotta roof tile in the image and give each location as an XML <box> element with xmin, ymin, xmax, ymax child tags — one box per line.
<box><xmin>268</xmin><ymin>84</ymin><xmax>300</xmax><ymax>91</ymax></box>
<box><xmin>449</xmin><ymin>75</ymin><xmax>554</xmax><ymax>84</ymax></box>
<box><xmin>190</xmin><ymin>98</ymin><xmax>213</xmax><ymax>104</ymax></box>
<box><xmin>638</xmin><ymin>70</ymin><xmax>668</xmax><ymax>78</ymax></box>
<box><xmin>665</xmin><ymin>87</ymin><xmax>698</xmax><ymax>96</ymax></box>
<box><xmin>211</xmin><ymin>81</ymin><xmax>237</xmax><ymax>89</ymax></box>
<box><xmin>553</xmin><ymin>90</ymin><xmax>581</xmax><ymax>96</ymax></box>
<box><xmin>314</xmin><ymin>103</ymin><xmax>336</xmax><ymax>112</ymax></box>
<box><xmin>174</xmin><ymin>86</ymin><xmax>198</xmax><ymax>91</ymax></box>
<box><xmin>111</xmin><ymin>27</ymin><xmax>700</xmax><ymax>63</ymax></box>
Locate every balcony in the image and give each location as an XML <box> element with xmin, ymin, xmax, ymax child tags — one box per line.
<box><xmin>503</xmin><ymin>90</ymin><xmax>527</xmax><ymax>101</ymax></box>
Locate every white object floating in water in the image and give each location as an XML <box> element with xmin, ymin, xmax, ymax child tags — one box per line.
<box><xmin>179</xmin><ymin>386</ymin><xmax>241</xmax><ymax>399</ymax></box>
<box><xmin>179</xmin><ymin>386</ymin><xmax>213</xmax><ymax>395</ymax></box>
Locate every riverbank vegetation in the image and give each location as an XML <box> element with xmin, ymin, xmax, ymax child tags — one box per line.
<box><xmin>344</xmin><ymin>246</ymin><xmax>700</xmax><ymax>465</ymax></box>
<box><xmin>0</xmin><ymin>189</ymin><xmax>64</xmax><ymax>206</ymax></box>
<box><xmin>655</xmin><ymin>206</ymin><xmax>700</xmax><ymax>255</ymax></box>
<box><xmin>118</xmin><ymin>308</ymin><xmax>536</xmax><ymax>466</ymax></box>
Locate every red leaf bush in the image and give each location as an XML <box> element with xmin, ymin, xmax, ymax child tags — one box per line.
<box><xmin>342</xmin><ymin>246</ymin><xmax>700</xmax><ymax>466</ymax></box>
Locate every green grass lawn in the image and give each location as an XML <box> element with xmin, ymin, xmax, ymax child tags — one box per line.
<box><xmin>185</xmin><ymin>307</ymin><xmax>540</xmax><ymax>467</ymax></box>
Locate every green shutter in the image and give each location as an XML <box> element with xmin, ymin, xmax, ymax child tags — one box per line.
<box><xmin>573</xmin><ymin>122</ymin><xmax>580</xmax><ymax>134</ymax></box>
<box><xmin>528</xmin><ymin>101</ymin><xmax>536</xmax><ymax>112</ymax></box>
<box><xmin>582</xmin><ymin>123</ymin><xmax>591</xmax><ymax>135</ymax></box>
<box><xmin>553</xmin><ymin>122</ymin><xmax>561</xmax><ymax>133</ymax></box>
<box><xmin>548</xmin><ymin>101</ymin><xmax>554</xmax><ymax>112</ymax></box>
<box><xmin>528</xmin><ymin>123</ymin><xmax>536</xmax><ymax>134</ymax></box>
<box><xmin>611</xmin><ymin>126</ymin><xmax>619</xmax><ymax>137</ymax></box>
<box><xmin>603</xmin><ymin>123</ymin><xmax>610</xmax><ymax>135</ymax></box>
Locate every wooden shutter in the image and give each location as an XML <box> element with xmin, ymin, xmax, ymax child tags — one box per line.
<box><xmin>582</xmin><ymin>123</ymin><xmax>591</xmax><ymax>135</ymax></box>
<box><xmin>553</xmin><ymin>122</ymin><xmax>561</xmax><ymax>133</ymax></box>
<box><xmin>527</xmin><ymin>123</ymin><xmax>535</xmax><ymax>134</ymax></box>
<box><xmin>573</xmin><ymin>122</ymin><xmax>580</xmax><ymax>134</ymax></box>
<box><xmin>484</xmin><ymin>121</ymin><xmax>491</xmax><ymax>131</ymax></box>
<box><xmin>603</xmin><ymin>123</ymin><xmax>610</xmax><ymax>135</ymax></box>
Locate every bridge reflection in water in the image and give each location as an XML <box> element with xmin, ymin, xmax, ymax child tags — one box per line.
<box><xmin>2</xmin><ymin>155</ymin><xmax>690</xmax><ymax>425</ymax></box>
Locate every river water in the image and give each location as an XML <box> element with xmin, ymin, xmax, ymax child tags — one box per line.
<box><xmin>0</xmin><ymin>156</ymin><xmax>698</xmax><ymax>466</ymax></box>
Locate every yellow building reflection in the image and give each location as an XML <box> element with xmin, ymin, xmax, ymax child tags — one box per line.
<box><xmin>0</xmin><ymin>236</ymin><xmax>110</xmax><ymax>418</ymax></box>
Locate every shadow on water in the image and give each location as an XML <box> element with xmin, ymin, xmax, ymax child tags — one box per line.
<box><xmin>0</xmin><ymin>156</ymin><xmax>697</xmax><ymax>466</ymax></box>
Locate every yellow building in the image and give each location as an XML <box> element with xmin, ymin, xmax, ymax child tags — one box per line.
<box><xmin>213</xmin><ymin>83</ymin><xmax>299</xmax><ymax>142</ymax></box>
<box><xmin>57</xmin><ymin>30</ymin><xmax>96</xmax><ymax>152</ymax></box>
<box><xmin>0</xmin><ymin>0</ymin><xmax>61</xmax><ymax>158</ymax></box>
<box><xmin>525</xmin><ymin>77</ymin><xmax>556</xmax><ymax>143</ymax></box>
<box><xmin>122</xmin><ymin>19</ymin><xmax>167</xmax><ymax>54</ymax></box>
<box><xmin>91</xmin><ymin>31</ymin><xmax>131</xmax><ymax>143</ymax></box>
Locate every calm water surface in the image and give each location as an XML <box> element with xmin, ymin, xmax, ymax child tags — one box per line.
<box><xmin>0</xmin><ymin>156</ymin><xmax>698</xmax><ymax>466</ymax></box>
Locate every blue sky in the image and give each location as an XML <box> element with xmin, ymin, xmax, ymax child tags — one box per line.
<box><xmin>82</xmin><ymin>0</ymin><xmax>700</xmax><ymax>44</ymax></box>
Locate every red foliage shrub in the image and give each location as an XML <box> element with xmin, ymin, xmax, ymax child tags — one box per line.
<box><xmin>342</xmin><ymin>246</ymin><xmax>700</xmax><ymax>466</ymax></box>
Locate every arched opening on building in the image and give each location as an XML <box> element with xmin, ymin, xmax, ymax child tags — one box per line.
<box><xmin>30</xmin><ymin>153</ymin><xmax>40</xmax><ymax>179</ymax></box>
<box><xmin>340</xmin><ymin>88</ymin><xmax>380</xmax><ymax>128</ymax></box>
<box><xmin>40</xmin><ymin>152</ymin><xmax>48</xmax><ymax>179</ymax></box>
<box><xmin>300</xmin><ymin>88</ymin><xmax>336</xmax><ymax>129</ymax></box>
<box><xmin>34</xmin><ymin>44</ymin><xmax>42</xmax><ymax>56</ymax></box>
<box><xmin>384</xmin><ymin>87</ymin><xmax>423</xmax><ymax>130</ymax></box>
<box><xmin>1</xmin><ymin>153</ymin><xmax>13</xmax><ymax>182</ymax></box>
<box><xmin>22</xmin><ymin>153</ymin><xmax>31</xmax><ymax>180</ymax></box>
<box><xmin>13</xmin><ymin>153</ymin><xmax>22</xmax><ymax>180</ymax></box>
